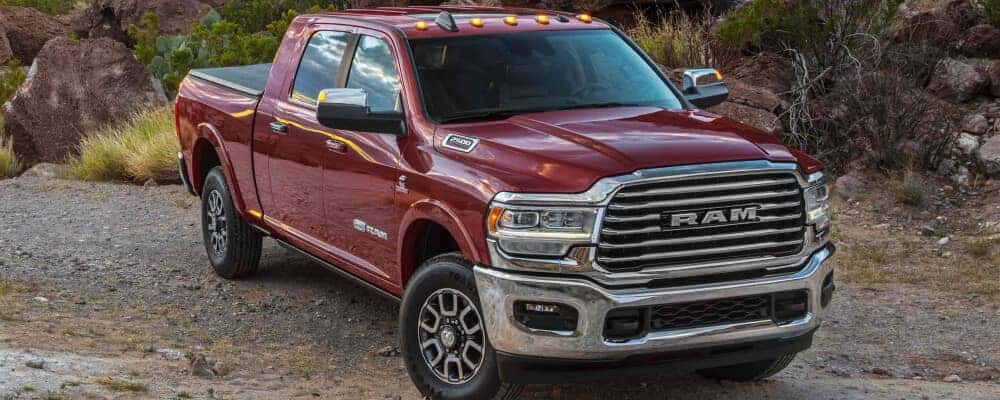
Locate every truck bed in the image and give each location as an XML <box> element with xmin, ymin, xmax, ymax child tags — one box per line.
<box><xmin>188</xmin><ymin>63</ymin><xmax>272</xmax><ymax>98</ymax></box>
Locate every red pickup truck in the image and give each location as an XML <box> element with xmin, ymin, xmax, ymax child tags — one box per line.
<box><xmin>175</xmin><ymin>6</ymin><xmax>835</xmax><ymax>399</ymax></box>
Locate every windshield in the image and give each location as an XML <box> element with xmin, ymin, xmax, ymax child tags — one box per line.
<box><xmin>409</xmin><ymin>29</ymin><xmax>683</xmax><ymax>124</ymax></box>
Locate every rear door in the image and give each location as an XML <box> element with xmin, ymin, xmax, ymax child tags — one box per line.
<box><xmin>255</xmin><ymin>28</ymin><xmax>354</xmax><ymax>248</ymax></box>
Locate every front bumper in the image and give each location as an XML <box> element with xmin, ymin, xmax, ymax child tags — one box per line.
<box><xmin>474</xmin><ymin>244</ymin><xmax>834</xmax><ymax>361</ymax></box>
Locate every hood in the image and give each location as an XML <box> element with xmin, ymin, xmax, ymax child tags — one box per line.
<box><xmin>433</xmin><ymin>106</ymin><xmax>802</xmax><ymax>194</ymax></box>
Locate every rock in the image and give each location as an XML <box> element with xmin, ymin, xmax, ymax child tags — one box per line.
<box><xmin>73</xmin><ymin>0</ymin><xmax>214</xmax><ymax>43</ymax></box>
<box><xmin>20</xmin><ymin>163</ymin><xmax>63</xmax><ymax>179</ymax></box>
<box><xmin>835</xmin><ymin>174</ymin><xmax>865</xmax><ymax>200</ymax></box>
<box><xmin>212</xmin><ymin>361</ymin><xmax>230</xmax><ymax>377</ymax></box>
<box><xmin>33</xmin><ymin>296</ymin><xmax>48</xmax><ymax>303</ymax></box>
<box><xmin>926</xmin><ymin>58</ymin><xmax>987</xmax><ymax>103</ymax></box>
<box><xmin>956</xmin><ymin>132</ymin><xmax>980</xmax><ymax>155</ymax></box>
<box><xmin>708</xmin><ymin>102</ymin><xmax>780</xmax><ymax>134</ymax></box>
<box><xmin>724</xmin><ymin>78</ymin><xmax>787</xmax><ymax>114</ymax></box>
<box><xmin>0</xmin><ymin>6</ymin><xmax>69</xmax><ymax>64</ymax></box>
<box><xmin>156</xmin><ymin>348</ymin><xmax>185</xmax><ymax>361</ymax></box>
<box><xmin>951</xmin><ymin>166</ymin><xmax>971</xmax><ymax>186</ymax></box>
<box><xmin>978</xmin><ymin>136</ymin><xmax>1000</xmax><ymax>177</ymax></box>
<box><xmin>961</xmin><ymin>114</ymin><xmax>989</xmax><ymax>135</ymax></box>
<box><xmin>943</xmin><ymin>374</ymin><xmax>962</xmax><ymax>382</ymax></box>
<box><xmin>988</xmin><ymin>61</ymin><xmax>1000</xmax><ymax>98</ymax></box>
<box><xmin>25</xmin><ymin>358</ymin><xmax>45</xmax><ymax>369</ymax></box>
<box><xmin>0</xmin><ymin>29</ymin><xmax>12</xmax><ymax>66</ymax></box>
<box><xmin>189</xmin><ymin>353</ymin><xmax>215</xmax><ymax>378</ymax></box>
<box><xmin>376</xmin><ymin>345</ymin><xmax>399</xmax><ymax>357</ymax></box>
<box><xmin>960</xmin><ymin>24</ymin><xmax>1000</xmax><ymax>58</ymax></box>
<box><xmin>871</xmin><ymin>367</ymin><xmax>891</xmax><ymax>376</ymax></box>
<box><xmin>2</xmin><ymin>37</ymin><xmax>165</xmax><ymax>165</ymax></box>
<box><xmin>143</xmin><ymin>179</ymin><xmax>158</xmax><ymax>187</ymax></box>
<box><xmin>937</xmin><ymin>158</ymin><xmax>957</xmax><ymax>176</ymax></box>
<box><xmin>937</xmin><ymin>236</ymin><xmax>951</xmax><ymax>245</ymax></box>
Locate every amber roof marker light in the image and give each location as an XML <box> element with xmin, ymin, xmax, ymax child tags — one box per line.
<box><xmin>535</xmin><ymin>14</ymin><xmax>550</xmax><ymax>24</ymax></box>
<box><xmin>415</xmin><ymin>20</ymin><xmax>429</xmax><ymax>31</ymax></box>
<box><xmin>470</xmin><ymin>17</ymin><xmax>484</xmax><ymax>28</ymax></box>
<box><xmin>577</xmin><ymin>13</ymin><xmax>593</xmax><ymax>23</ymax></box>
<box><xmin>504</xmin><ymin>15</ymin><xmax>518</xmax><ymax>26</ymax></box>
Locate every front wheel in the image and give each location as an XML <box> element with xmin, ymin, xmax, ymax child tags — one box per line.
<box><xmin>697</xmin><ymin>353</ymin><xmax>797</xmax><ymax>381</ymax></box>
<box><xmin>400</xmin><ymin>254</ymin><xmax>523</xmax><ymax>400</ymax></box>
<box><xmin>201</xmin><ymin>166</ymin><xmax>262</xmax><ymax>279</ymax></box>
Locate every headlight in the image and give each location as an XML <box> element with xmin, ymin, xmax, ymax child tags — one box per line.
<box><xmin>804</xmin><ymin>177</ymin><xmax>830</xmax><ymax>232</ymax></box>
<box><xmin>488</xmin><ymin>204</ymin><xmax>598</xmax><ymax>257</ymax></box>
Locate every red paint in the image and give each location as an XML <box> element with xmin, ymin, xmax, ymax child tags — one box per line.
<box><xmin>175</xmin><ymin>7</ymin><xmax>825</xmax><ymax>297</ymax></box>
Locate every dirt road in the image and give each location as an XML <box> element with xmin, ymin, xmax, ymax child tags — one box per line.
<box><xmin>1</xmin><ymin>176</ymin><xmax>998</xmax><ymax>399</ymax></box>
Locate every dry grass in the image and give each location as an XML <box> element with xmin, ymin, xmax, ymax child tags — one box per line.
<box><xmin>894</xmin><ymin>170</ymin><xmax>926</xmax><ymax>206</ymax></box>
<box><xmin>67</xmin><ymin>107</ymin><xmax>178</xmax><ymax>183</ymax></box>
<box><xmin>288</xmin><ymin>345</ymin><xmax>321</xmax><ymax>379</ymax></box>
<box><xmin>0</xmin><ymin>134</ymin><xmax>21</xmax><ymax>179</ymax></box>
<box><xmin>94</xmin><ymin>377</ymin><xmax>148</xmax><ymax>392</ymax></box>
<box><xmin>627</xmin><ymin>9</ymin><xmax>733</xmax><ymax>70</ymax></box>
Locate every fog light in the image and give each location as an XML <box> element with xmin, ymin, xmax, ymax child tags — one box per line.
<box><xmin>604</xmin><ymin>308</ymin><xmax>644</xmax><ymax>341</ymax></box>
<box><xmin>514</xmin><ymin>301</ymin><xmax>578</xmax><ymax>332</ymax></box>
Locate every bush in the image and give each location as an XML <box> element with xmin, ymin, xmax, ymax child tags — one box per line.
<box><xmin>0</xmin><ymin>0</ymin><xmax>74</xmax><ymax>14</ymax></box>
<box><xmin>67</xmin><ymin>108</ymin><xmax>178</xmax><ymax>183</ymax></box>
<box><xmin>131</xmin><ymin>1</ymin><xmax>344</xmax><ymax>98</ymax></box>
<box><xmin>628</xmin><ymin>9</ymin><xmax>735</xmax><ymax>69</ymax></box>
<box><xmin>974</xmin><ymin>0</ymin><xmax>1000</xmax><ymax>25</ymax></box>
<box><xmin>894</xmin><ymin>170</ymin><xmax>926</xmax><ymax>206</ymax></box>
<box><xmin>0</xmin><ymin>134</ymin><xmax>21</xmax><ymax>179</ymax></box>
<box><xmin>1</xmin><ymin>59</ymin><xmax>27</xmax><ymax>106</ymax></box>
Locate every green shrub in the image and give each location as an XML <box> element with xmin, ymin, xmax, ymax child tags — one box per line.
<box><xmin>0</xmin><ymin>0</ymin><xmax>74</xmax><ymax>15</ymax></box>
<box><xmin>1</xmin><ymin>59</ymin><xmax>27</xmax><ymax>106</ymax></box>
<box><xmin>974</xmin><ymin>0</ymin><xmax>1000</xmax><ymax>25</ymax></box>
<box><xmin>67</xmin><ymin>108</ymin><xmax>178</xmax><ymax>183</ymax></box>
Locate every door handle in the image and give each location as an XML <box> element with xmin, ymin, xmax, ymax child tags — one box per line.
<box><xmin>269</xmin><ymin>122</ymin><xmax>288</xmax><ymax>134</ymax></box>
<box><xmin>326</xmin><ymin>139</ymin><xmax>347</xmax><ymax>153</ymax></box>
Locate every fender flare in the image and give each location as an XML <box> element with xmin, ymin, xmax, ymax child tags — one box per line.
<box><xmin>397</xmin><ymin>199</ymin><xmax>483</xmax><ymax>285</ymax></box>
<box><xmin>194</xmin><ymin>122</ymin><xmax>248</xmax><ymax>216</ymax></box>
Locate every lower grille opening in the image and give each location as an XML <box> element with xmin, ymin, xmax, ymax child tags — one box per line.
<box><xmin>604</xmin><ymin>290</ymin><xmax>809</xmax><ymax>342</ymax></box>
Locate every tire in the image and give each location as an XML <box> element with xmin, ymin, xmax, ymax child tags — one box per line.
<box><xmin>400</xmin><ymin>253</ymin><xmax>523</xmax><ymax>400</ymax></box>
<box><xmin>201</xmin><ymin>166</ymin><xmax>262</xmax><ymax>279</ymax></box>
<box><xmin>697</xmin><ymin>352</ymin><xmax>797</xmax><ymax>381</ymax></box>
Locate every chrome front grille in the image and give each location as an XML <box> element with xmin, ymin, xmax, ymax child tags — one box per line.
<box><xmin>597</xmin><ymin>171</ymin><xmax>806</xmax><ymax>273</ymax></box>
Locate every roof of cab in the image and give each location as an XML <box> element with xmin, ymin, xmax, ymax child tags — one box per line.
<box><xmin>307</xmin><ymin>6</ymin><xmax>610</xmax><ymax>39</ymax></box>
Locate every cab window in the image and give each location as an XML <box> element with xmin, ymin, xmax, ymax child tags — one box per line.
<box><xmin>346</xmin><ymin>35</ymin><xmax>402</xmax><ymax>113</ymax></box>
<box><xmin>292</xmin><ymin>30</ymin><xmax>352</xmax><ymax>106</ymax></box>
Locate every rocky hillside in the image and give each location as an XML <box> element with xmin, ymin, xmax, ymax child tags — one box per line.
<box><xmin>0</xmin><ymin>0</ymin><xmax>998</xmax><ymax>188</ymax></box>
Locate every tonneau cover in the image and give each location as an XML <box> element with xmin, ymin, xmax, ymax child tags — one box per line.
<box><xmin>188</xmin><ymin>63</ymin><xmax>272</xmax><ymax>98</ymax></box>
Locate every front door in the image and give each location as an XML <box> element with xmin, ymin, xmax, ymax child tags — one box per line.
<box><xmin>320</xmin><ymin>32</ymin><xmax>405</xmax><ymax>283</ymax></box>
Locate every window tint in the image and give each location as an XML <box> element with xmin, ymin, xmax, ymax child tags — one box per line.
<box><xmin>292</xmin><ymin>31</ymin><xmax>351</xmax><ymax>106</ymax></box>
<box><xmin>347</xmin><ymin>35</ymin><xmax>402</xmax><ymax>113</ymax></box>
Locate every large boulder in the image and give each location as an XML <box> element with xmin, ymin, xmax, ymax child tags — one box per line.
<box><xmin>926</xmin><ymin>58</ymin><xmax>987</xmax><ymax>103</ymax></box>
<box><xmin>0</xmin><ymin>6</ymin><xmax>69</xmax><ymax>64</ymax></box>
<box><xmin>988</xmin><ymin>61</ymin><xmax>1000</xmax><ymax>98</ymax></box>
<box><xmin>978</xmin><ymin>136</ymin><xmax>1000</xmax><ymax>177</ymax></box>
<box><xmin>73</xmin><ymin>0</ymin><xmax>213</xmax><ymax>44</ymax></box>
<box><xmin>2</xmin><ymin>37</ymin><xmax>165</xmax><ymax>165</ymax></box>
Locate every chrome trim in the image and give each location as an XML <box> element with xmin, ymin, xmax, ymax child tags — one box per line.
<box><xmin>492</xmin><ymin>160</ymin><xmax>805</xmax><ymax>206</ymax></box>
<box><xmin>474</xmin><ymin>246</ymin><xmax>833</xmax><ymax>360</ymax></box>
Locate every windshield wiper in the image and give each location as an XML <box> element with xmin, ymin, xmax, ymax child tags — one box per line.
<box><xmin>437</xmin><ymin>109</ymin><xmax>523</xmax><ymax>124</ymax></box>
<box><xmin>559</xmin><ymin>102</ymin><xmax>648</xmax><ymax>110</ymax></box>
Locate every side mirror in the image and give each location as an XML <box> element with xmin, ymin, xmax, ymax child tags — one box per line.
<box><xmin>316</xmin><ymin>88</ymin><xmax>406</xmax><ymax>136</ymax></box>
<box><xmin>681</xmin><ymin>68</ymin><xmax>729</xmax><ymax>109</ymax></box>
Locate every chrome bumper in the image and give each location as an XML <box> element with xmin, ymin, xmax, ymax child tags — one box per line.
<box><xmin>474</xmin><ymin>245</ymin><xmax>834</xmax><ymax>360</ymax></box>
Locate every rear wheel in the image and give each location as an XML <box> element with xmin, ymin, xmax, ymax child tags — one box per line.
<box><xmin>400</xmin><ymin>253</ymin><xmax>523</xmax><ymax>400</ymax></box>
<box><xmin>201</xmin><ymin>166</ymin><xmax>262</xmax><ymax>279</ymax></box>
<box><xmin>697</xmin><ymin>353</ymin><xmax>797</xmax><ymax>381</ymax></box>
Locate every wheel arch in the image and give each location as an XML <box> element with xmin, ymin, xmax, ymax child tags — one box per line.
<box><xmin>190</xmin><ymin>123</ymin><xmax>248</xmax><ymax>215</ymax></box>
<box><xmin>398</xmin><ymin>200</ymin><xmax>484</xmax><ymax>287</ymax></box>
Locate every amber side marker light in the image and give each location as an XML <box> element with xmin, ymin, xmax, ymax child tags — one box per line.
<box><xmin>535</xmin><ymin>14</ymin><xmax>550</xmax><ymax>24</ymax></box>
<box><xmin>577</xmin><ymin>14</ymin><xmax>593</xmax><ymax>23</ymax></box>
<box><xmin>504</xmin><ymin>16</ymin><xmax>518</xmax><ymax>26</ymax></box>
<box><xmin>470</xmin><ymin>17</ymin><xmax>484</xmax><ymax>28</ymax></box>
<box><xmin>415</xmin><ymin>21</ymin><xmax>429</xmax><ymax>31</ymax></box>
<box><xmin>488</xmin><ymin>207</ymin><xmax>504</xmax><ymax>232</ymax></box>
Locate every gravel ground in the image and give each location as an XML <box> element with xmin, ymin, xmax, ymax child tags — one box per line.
<box><xmin>0</xmin><ymin>176</ymin><xmax>998</xmax><ymax>399</ymax></box>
